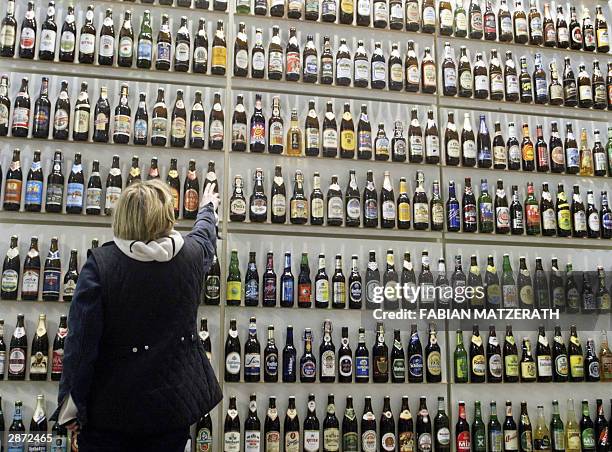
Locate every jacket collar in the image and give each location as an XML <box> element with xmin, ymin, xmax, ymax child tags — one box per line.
<box><xmin>113</xmin><ymin>230</ymin><xmax>185</xmax><ymax>262</ymax></box>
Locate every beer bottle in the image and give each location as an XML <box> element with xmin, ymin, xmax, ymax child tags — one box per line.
<box><xmin>524</xmin><ymin>405</ymin><xmax>546</xmax><ymax>452</ymax></box>
<box><xmin>565</xmin><ymin>399</ymin><xmax>581</xmax><ymax>452</ymax></box>
<box><xmin>567</xmin><ymin>325</ymin><xmax>584</xmax><ymax>381</ymax></box>
<box><xmin>594</xmin><ymin>399</ymin><xmax>607</xmax><ymax>450</ymax></box>
<box><xmin>396</xmin><ymin>397</ymin><xmax>414</xmax><ymax>452</ymax></box>
<box><xmin>550</xmin><ymin>401</ymin><xmax>565</xmax><ymax>452</ymax></box>
<box><xmin>210</xmin><ymin>19</ymin><xmax>227</xmax><ymax>75</ymax></box>
<box><xmin>454</xmin><ymin>330</ymin><xmax>468</xmax><ymax>383</ymax></box>
<box><xmin>425</xmin><ymin>323</ymin><xmax>442</xmax><ymax>383</ymax></box>
<box><xmin>283</xmin><ymin>326</ymin><xmax>297</xmax><ymax>382</ymax></box>
<box><xmin>335</xmin><ymin>39</ymin><xmax>351</xmax><ymax>86</ymax></box>
<box><xmin>97</xmin><ymin>8</ymin><xmax>115</xmax><ymax>66</ymax></box>
<box><xmin>378</xmin><ymin>396</ymin><xmax>396</xmax><ymax>451</ymax></box>
<box><xmin>372</xmin><ymin>322</ymin><xmax>388</xmax><ymax>383</ymax></box>
<box><xmin>76</xmin><ymin>5</ymin><xmax>96</xmax><ymax>63</ymax></box>
<box><xmin>226</xmin><ymin>250</ymin><xmax>241</xmax><ymax>306</ymax></box>
<box><xmin>155</xmin><ymin>14</ymin><xmax>172</xmax><ymax>71</ymax></box>
<box><xmin>337</xmin><ymin>327</ymin><xmax>353</xmax><ymax>383</ymax></box>
<box><xmin>374</xmin><ymin>123</ymin><xmax>390</xmax><ymax>161</ymax></box>
<box><xmin>286</xmin><ymin>109</ymin><xmax>302</xmax><ymax>156</ymax></box>
<box><xmin>387</xmin><ymin>329</ymin><xmax>405</xmax><ymax>383</ymax></box>
<box><xmin>303</xmin><ymin>394</ymin><xmax>320</xmax><ymax>451</ymax></box>
<box><xmin>8</xmin><ymin>314</ymin><xmax>27</xmax><ymax>380</ymax></box>
<box><xmin>249</xmin><ymin>168</ymin><xmax>267</xmax><ymax>222</ymax></box>
<box><xmin>405</xmin><ymin>324</ymin><xmax>423</xmax><ymax>383</ymax></box>
<box><xmin>330</xmin><ymin>255</ymin><xmax>346</xmax><ymax>309</ymax></box>
<box><xmin>419</xmin><ymin>252</ymin><xmax>435</xmax><ymax>308</ymax></box>
<box><xmin>30</xmin><ymin>77</ymin><xmax>51</xmax><ymax>139</ymax></box>
<box><xmin>63</xmin><ymin>153</ymin><xmax>85</xmax><ymax>214</ymax></box>
<box><xmin>500</xmin><ymin>325</ymin><xmax>519</xmax><ymax>382</ymax></box>
<box><xmin>244</xmin><ymin>251</ymin><xmax>259</xmax><ymax>306</ymax></box>
<box><xmin>263</xmin><ymin>326</ymin><xmax>278</xmax><ymax>382</ymax></box>
<box><xmin>7</xmin><ymin>401</ymin><xmax>26</xmax><ymax>452</ymax></box>
<box><xmin>104</xmin><ymin>155</ymin><xmax>122</xmax><ymax>215</ymax></box>
<box><xmin>247</xmin><ymin>94</ymin><xmax>266</xmax><ymax>153</ymax></box>
<box><xmin>363</xmin><ymin>251</ymin><xmax>381</xmax><ymax>310</ymax></box>
<box><xmin>413</xmin><ymin>171</ymin><xmax>429</xmax><ymax>230</ymax></box>
<box><xmin>136</xmin><ymin>10</ymin><xmax>153</xmax><ymax>69</ymax></box>
<box><xmin>453</xmin><ymin>401</ymin><xmax>470</xmax><ymax>452</ymax></box>
<box><xmin>244</xmin><ymin>317</ymin><xmax>260</xmax><ymax>382</ymax></box>
<box><xmin>117</xmin><ymin>10</ymin><xmax>134</xmax><ymax>68</ymax></box>
<box><xmin>196</xmin><ymin>413</ymin><xmax>213</xmax><ymax>452</ymax></box>
<box><xmin>361</xmin><ymin>397</ymin><xmax>377</xmax><ymax>451</ymax></box>
<box><xmin>347</xmin><ymin>327</ymin><xmax>367</xmax><ymax>383</ymax></box>
<box><xmin>198</xmin><ymin>318</ymin><xmax>212</xmax><ymax>362</ymax></box>
<box><xmin>503</xmin><ymin>401</ymin><xmax>519</xmax><ymax>452</ymax></box>
<box><xmin>83</xmin><ymin>159</ymin><xmax>102</xmax><ymax>216</ymax></box>
<box><xmin>408</xmin><ymin>108</ymin><xmax>424</xmax><ymax>163</ymax></box>
<box><xmin>285</xmin><ymin>28</ymin><xmax>301</xmax><ymax>81</ymax></box>
<box><xmin>49</xmin><ymin>314</ymin><xmax>68</xmax><ymax>382</ymax></box>
<box><xmin>0</xmin><ymin>0</ymin><xmax>17</xmax><ymax>57</ymax></box>
<box><xmin>580</xmin><ymin>400</ymin><xmax>596</xmax><ymax>452</ymax></box>
<box><xmin>285</xmin><ymin>396</ymin><xmax>300</xmax><ymax>451</ymax></box>
<box><xmin>28</xmin><ymin>395</ymin><xmax>48</xmax><ymax>451</ymax></box>
<box><xmin>209</xmin><ymin>92</ymin><xmax>225</xmax><ymax>150</ymax></box>
<box><xmin>417</xmin><ymin>397</ymin><xmax>433</xmax><ymax>452</ymax></box>
<box><xmin>171</xmin><ymin>16</ymin><xmax>190</xmax><ymax>72</ymax></box>
<box><xmin>224</xmin><ymin>396</ymin><xmax>240</xmax><ymax>450</ymax></box>
<box><xmin>468</xmin><ymin>325</ymin><xmax>485</xmax><ymax>382</ymax></box>
<box><xmin>91</xmin><ymin>86</ymin><xmax>110</xmax><ymax>143</ymax></box>
<box><xmin>41</xmin><ymin>237</ymin><xmax>61</xmax><ymax>302</ymax></box>
<box><xmin>1</xmin><ymin>149</ymin><xmax>21</xmax><ymax>211</ymax></box>
<box><xmin>51</xmin><ymin>80</ymin><xmax>71</xmax><ymax>140</ymax></box>
<box><xmin>170</xmin><ymin>90</ymin><xmax>187</xmax><ymax>148</ymax></box>
<box><xmin>62</xmin><ymin>249</ymin><xmax>78</xmax><ymax>302</ymax></box>
<box><xmin>304</xmin><ymin>100</ymin><xmax>320</xmax><ymax>157</ymax></box>
<box><xmin>10</xmin><ymin>77</ymin><xmax>30</xmax><ymax>138</ymax></box>
<box><xmin>279</xmin><ymin>252</ymin><xmax>294</xmax><ymax>308</ymax></box>
<box><xmin>265</xmin><ymin>397</ymin><xmax>281</xmax><ymax>450</ymax></box>
<box><xmin>224</xmin><ymin>319</ymin><xmax>241</xmax><ymax>381</ymax></box>
<box><xmin>1</xmin><ymin>235</ymin><xmax>19</xmax><ymax>300</ymax></box>
<box><xmin>18</xmin><ymin>1</ymin><xmax>37</xmax><ymax>59</ymax></box>
<box><xmin>203</xmin><ymin>255</ymin><xmax>221</xmax><ymax>305</ymax></box>
<box><xmin>19</xmin><ymin>237</ymin><xmax>40</xmax><ymax>301</ymax></box>
<box><xmin>584</xmin><ymin>338</ymin><xmax>600</xmax><ymax>382</ymax></box>
<box><xmin>518</xmin><ymin>402</ymin><xmax>533</xmax><ymax>452</ymax></box>
<box><xmin>599</xmin><ymin>331</ymin><xmax>612</xmax><ymax>382</ymax></box>
<box><xmin>29</xmin><ymin>314</ymin><xmax>49</xmax><ymax>381</ymax></box>
<box><xmin>193</xmin><ymin>19</ymin><xmax>208</xmax><ymax>74</ymax></box>
<box><xmin>323</xmin><ymin>395</ymin><xmax>340</xmax><ymax>451</ymax></box>
<box><xmin>484</xmin><ymin>325</ymin><xmax>502</xmax><ymax>383</ymax></box>
<box><xmin>299</xmin><ymin>328</ymin><xmax>316</xmax><ymax>383</ymax></box>
<box><xmin>183</xmin><ymin>160</ymin><xmax>199</xmax><ymax>219</ymax></box>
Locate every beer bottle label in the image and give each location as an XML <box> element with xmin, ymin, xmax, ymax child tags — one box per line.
<box><xmin>343</xmin><ymin>432</ymin><xmax>359</xmax><ymax>452</ymax></box>
<box><xmin>504</xmin><ymin>354</ymin><xmax>519</xmax><ymax>376</ymax></box>
<box><xmin>196</xmin><ymin>427</ymin><xmax>212</xmax><ymax>452</ymax></box>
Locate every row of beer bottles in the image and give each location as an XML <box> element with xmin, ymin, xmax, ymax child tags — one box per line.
<box><xmin>222</xmin><ymin>249</ymin><xmax>612</xmax><ymax>313</ymax></box>
<box><xmin>0</xmin><ymin>314</ymin><xmax>67</xmax><ymax>381</ymax></box>
<box><xmin>0</xmin><ymin>76</ymin><xmax>225</xmax><ymax>149</ymax></box>
<box><xmin>0</xmin><ymin>314</ymin><xmax>213</xmax><ymax>382</ymax></box>
<box><xmin>440</xmin><ymin>45</ymin><xmax>612</xmax><ymax>109</ymax></box>
<box><xmin>0</xmin><ymin>235</ymin><xmax>81</xmax><ymax>302</ymax></box>
<box><xmin>0</xmin><ymin>149</ymin><xmax>219</xmax><ymax>219</ymax></box>
<box><xmin>228</xmin><ymin>167</ymin><xmax>612</xmax><ymax>239</ymax></box>
<box><xmin>4</xmin><ymin>395</ymin><xmax>71</xmax><ymax>451</ymax></box>
<box><xmin>224</xmin><ymin>318</ymin><xmax>442</xmax><ymax>383</ymax></box>
<box><xmin>235</xmin><ymin>0</ymin><xmax>610</xmax><ymax>53</ymax></box>
<box><xmin>0</xmin><ymin>1</ymin><xmax>228</xmax><ymax>73</ymax></box>
<box><xmin>223</xmin><ymin>395</ymin><xmax>612</xmax><ymax>452</ymax></box>
<box><xmin>452</xmin><ymin>325</ymin><xmax>612</xmax><ymax>384</ymax></box>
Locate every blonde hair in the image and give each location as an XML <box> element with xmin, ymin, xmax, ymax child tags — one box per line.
<box><xmin>112</xmin><ymin>179</ymin><xmax>176</xmax><ymax>241</ymax></box>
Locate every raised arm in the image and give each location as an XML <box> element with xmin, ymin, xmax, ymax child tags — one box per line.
<box><xmin>186</xmin><ymin>183</ymin><xmax>220</xmax><ymax>267</ymax></box>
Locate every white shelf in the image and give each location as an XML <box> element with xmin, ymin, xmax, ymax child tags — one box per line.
<box><xmin>2</xmin><ymin>57</ymin><xmax>228</xmax><ymax>90</ymax></box>
<box><xmin>231</xmin><ymin>77</ymin><xmax>437</xmax><ymax>106</ymax></box>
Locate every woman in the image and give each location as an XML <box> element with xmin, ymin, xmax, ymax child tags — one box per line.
<box><xmin>52</xmin><ymin>179</ymin><xmax>222</xmax><ymax>451</ymax></box>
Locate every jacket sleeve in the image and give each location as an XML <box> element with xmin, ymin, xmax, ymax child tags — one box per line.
<box><xmin>51</xmin><ymin>256</ymin><xmax>104</xmax><ymax>426</ymax></box>
<box><xmin>187</xmin><ymin>202</ymin><xmax>217</xmax><ymax>269</ymax></box>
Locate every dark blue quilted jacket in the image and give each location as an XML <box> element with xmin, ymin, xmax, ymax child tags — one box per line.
<box><xmin>53</xmin><ymin>204</ymin><xmax>222</xmax><ymax>434</ymax></box>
